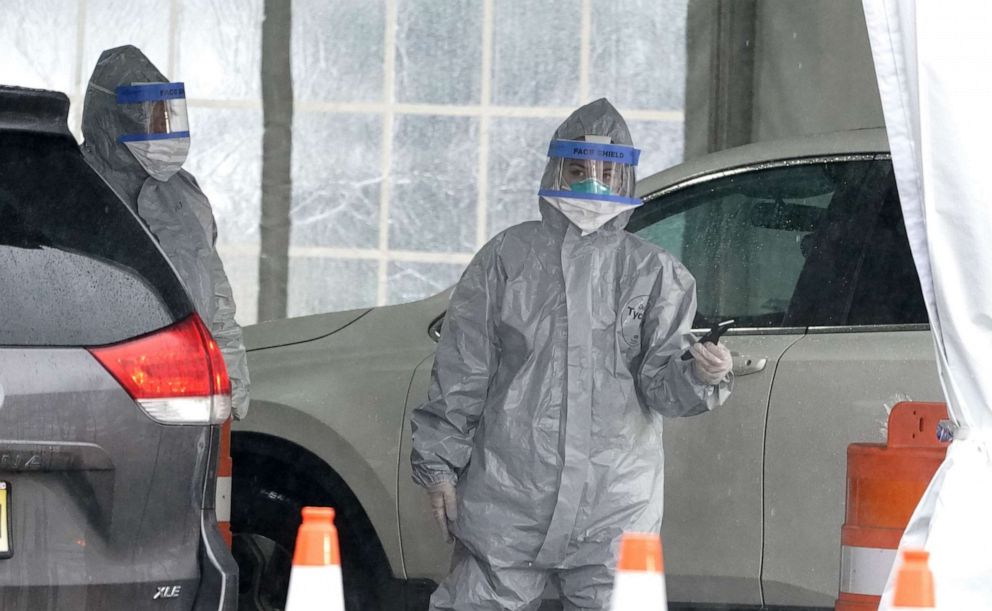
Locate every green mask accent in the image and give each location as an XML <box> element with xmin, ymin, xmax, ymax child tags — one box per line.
<box><xmin>569</xmin><ymin>178</ymin><xmax>613</xmax><ymax>195</ymax></box>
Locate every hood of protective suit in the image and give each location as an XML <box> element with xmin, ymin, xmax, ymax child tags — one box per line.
<box><xmin>538</xmin><ymin>98</ymin><xmax>639</xmax><ymax>234</ymax></box>
<box><xmin>81</xmin><ymin>46</ymin><xmax>174</xmax><ymax>203</ymax></box>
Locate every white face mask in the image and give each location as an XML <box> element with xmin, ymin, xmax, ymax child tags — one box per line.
<box><xmin>543</xmin><ymin>196</ymin><xmax>631</xmax><ymax>235</ymax></box>
<box><xmin>124</xmin><ymin>137</ymin><xmax>190</xmax><ymax>182</ymax></box>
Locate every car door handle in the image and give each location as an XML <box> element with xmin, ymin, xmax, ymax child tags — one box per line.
<box><xmin>732</xmin><ymin>354</ymin><xmax>767</xmax><ymax>376</ymax></box>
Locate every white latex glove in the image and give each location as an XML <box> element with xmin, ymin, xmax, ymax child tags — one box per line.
<box><xmin>690</xmin><ymin>341</ymin><xmax>732</xmax><ymax>385</ymax></box>
<box><xmin>427</xmin><ymin>481</ymin><xmax>457</xmax><ymax>543</ymax></box>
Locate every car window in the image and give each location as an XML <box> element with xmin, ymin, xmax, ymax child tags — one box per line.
<box><xmin>845</xmin><ymin>171</ymin><xmax>928</xmax><ymax>326</ymax></box>
<box><xmin>630</xmin><ymin>159</ymin><xmax>908</xmax><ymax>329</ymax></box>
<box><xmin>0</xmin><ymin>132</ymin><xmax>193</xmax><ymax>347</ymax></box>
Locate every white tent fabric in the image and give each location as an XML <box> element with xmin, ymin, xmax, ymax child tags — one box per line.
<box><xmin>862</xmin><ymin>1</ymin><xmax>992</xmax><ymax>608</ymax></box>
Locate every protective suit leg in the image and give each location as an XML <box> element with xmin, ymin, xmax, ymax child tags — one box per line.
<box><xmin>429</xmin><ymin>543</ymin><xmax>548</xmax><ymax>611</ymax></box>
<box><xmin>556</xmin><ymin>562</ymin><xmax>615</xmax><ymax>610</ymax></box>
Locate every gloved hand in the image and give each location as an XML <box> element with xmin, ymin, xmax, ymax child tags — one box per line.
<box><xmin>427</xmin><ymin>481</ymin><xmax>457</xmax><ymax>543</ymax></box>
<box><xmin>690</xmin><ymin>341</ymin><xmax>732</xmax><ymax>385</ymax></box>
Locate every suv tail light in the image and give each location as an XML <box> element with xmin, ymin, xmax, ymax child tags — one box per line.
<box><xmin>88</xmin><ymin>314</ymin><xmax>232</xmax><ymax>424</ymax></box>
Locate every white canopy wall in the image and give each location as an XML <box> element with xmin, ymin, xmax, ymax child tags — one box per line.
<box><xmin>862</xmin><ymin>1</ymin><xmax>992</xmax><ymax>608</ymax></box>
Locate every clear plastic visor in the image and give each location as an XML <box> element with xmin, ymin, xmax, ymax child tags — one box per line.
<box><xmin>547</xmin><ymin>139</ymin><xmax>640</xmax><ymax>196</ymax></box>
<box><xmin>115</xmin><ymin>82</ymin><xmax>189</xmax><ymax>142</ymax></box>
<box><xmin>557</xmin><ymin>158</ymin><xmax>626</xmax><ymax>194</ymax></box>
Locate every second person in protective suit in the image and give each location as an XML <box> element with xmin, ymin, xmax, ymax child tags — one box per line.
<box><xmin>411</xmin><ymin>98</ymin><xmax>733</xmax><ymax>610</ymax></box>
<box><xmin>80</xmin><ymin>45</ymin><xmax>250</xmax><ymax>420</ymax></box>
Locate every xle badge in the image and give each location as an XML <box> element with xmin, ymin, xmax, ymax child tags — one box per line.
<box><xmin>620</xmin><ymin>295</ymin><xmax>648</xmax><ymax>347</ymax></box>
<box><xmin>154</xmin><ymin>585</ymin><xmax>182</xmax><ymax>600</ymax></box>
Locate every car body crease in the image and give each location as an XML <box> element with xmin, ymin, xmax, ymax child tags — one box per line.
<box><xmin>758</xmin><ymin>328</ymin><xmax>807</xmax><ymax>606</ymax></box>
<box><xmin>245</xmin><ymin>308</ymin><xmax>375</xmax><ymax>352</ymax></box>
<box><xmin>396</xmin><ymin>351</ymin><xmax>437</xmax><ymax>580</ymax></box>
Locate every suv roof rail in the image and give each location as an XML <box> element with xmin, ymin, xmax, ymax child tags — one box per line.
<box><xmin>0</xmin><ymin>85</ymin><xmax>72</xmax><ymax>138</ymax></box>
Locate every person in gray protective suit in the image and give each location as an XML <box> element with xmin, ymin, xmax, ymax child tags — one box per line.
<box><xmin>80</xmin><ymin>46</ymin><xmax>250</xmax><ymax>420</ymax></box>
<box><xmin>410</xmin><ymin>98</ymin><xmax>734</xmax><ymax>610</ymax></box>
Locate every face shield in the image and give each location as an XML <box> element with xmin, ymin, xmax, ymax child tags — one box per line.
<box><xmin>115</xmin><ymin>82</ymin><xmax>189</xmax><ymax>142</ymax></box>
<box><xmin>537</xmin><ymin>136</ymin><xmax>643</xmax><ymax>235</ymax></box>
<box><xmin>539</xmin><ymin>137</ymin><xmax>641</xmax><ymax>206</ymax></box>
<box><xmin>114</xmin><ymin>82</ymin><xmax>190</xmax><ymax>181</ymax></box>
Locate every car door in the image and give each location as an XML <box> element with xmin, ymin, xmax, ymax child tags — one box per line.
<box><xmin>629</xmin><ymin>158</ymin><xmax>882</xmax><ymax>606</ymax></box>
<box><xmin>762</xmin><ymin>159</ymin><xmax>943</xmax><ymax>607</ymax></box>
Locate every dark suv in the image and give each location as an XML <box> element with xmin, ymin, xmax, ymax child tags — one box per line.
<box><xmin>0</xmin><ymin>86</ymin><xmax>237</xmax><ymax>609</ymax></box>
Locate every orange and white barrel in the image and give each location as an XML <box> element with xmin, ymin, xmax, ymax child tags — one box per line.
<box><xmin>285</xmin><ymin>507</ymin><xmax>345</xmax><ymax>611</ymax></box>
<box><xmin>835</xmin><ymin>402</ymin><xmax>947</xmax><ymax>611</ymax></box>
<box><xmin>216</xmin><ymin>418</ymin><xmax>233</xmax><ymax>548</ymax></box>
<box><xmin>610</xmin><ymin>532</ymin><xmax>667</xmax><ymax>611</ymax></box>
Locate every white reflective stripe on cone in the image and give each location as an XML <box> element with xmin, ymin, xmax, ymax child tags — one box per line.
<box><xmin>285</xmin><ymin>565</ymin><xmax>345</xmax><ymax>611</ymax></box>
<box><xmin>840</xmin><ymin>545</ymin><xmax>898</xmax><ymax>596</ymax></box>
<box><xmin>609</xmin><ymin>572</ymin><xmax>667</xmax><ymax>611</ymax></box>
<box><xmin>215</xmin><ymin>476</ymin><xmax>232</xmax><ymax>522</ymax></box>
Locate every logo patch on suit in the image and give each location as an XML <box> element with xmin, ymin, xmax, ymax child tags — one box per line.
<box><xmin>620</xmin><ymin>295</ymin><xmax>648</xmax><ymax>347</ymax></box>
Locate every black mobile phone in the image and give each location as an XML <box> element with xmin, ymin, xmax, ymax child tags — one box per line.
<box><xmin>681</xmin><ymin>319</ymin><xmax>736</xmax><ymax>361</ymax></box>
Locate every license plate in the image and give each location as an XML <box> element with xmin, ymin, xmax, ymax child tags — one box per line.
<box><xmin>0</xmin><ymin>481</ymin><xmax>10</xmax><ymax>558</ymax></box>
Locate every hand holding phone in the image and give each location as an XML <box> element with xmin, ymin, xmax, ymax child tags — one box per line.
<box><xmin>681</xmin><ymin>320</ymin><xmax>735</xmax><ymax>361</ymax></box>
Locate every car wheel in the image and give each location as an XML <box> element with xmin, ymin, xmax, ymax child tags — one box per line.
<box><xmin>233</xmin><ymin>531</ymin><xmax>292</xmax><ymax>611</ymax></box>
<box><xmin>231</xmin><ymin>436</ymin><xmax>388</xmax><ymax>611</ymax></box>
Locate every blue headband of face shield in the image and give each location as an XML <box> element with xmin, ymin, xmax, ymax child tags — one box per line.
<box><xmin>538</xmin><ymin>139</ymin><xmax>642</xmax><ymax>205</ymax></box>
<box><xmin>115</xmin><ymin>82</ymin><xmax>190</xmax><ymax>143</ymax></box>
<box><xmin>546</xmin><ymin>140</ymin><xmax>641</xmax><ymax>166</ymax></box>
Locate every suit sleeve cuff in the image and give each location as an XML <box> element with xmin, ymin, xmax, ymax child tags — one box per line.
<box><xmin>413</xmin><ymin>468</ymin><xmax>458</xmax><ymax>489</ymax></box>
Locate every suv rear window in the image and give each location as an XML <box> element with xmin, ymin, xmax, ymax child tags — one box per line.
<box><xmin>0</xmin><ymin>132</ymin><xmax>193</xmax><ymax>346</ymax></box>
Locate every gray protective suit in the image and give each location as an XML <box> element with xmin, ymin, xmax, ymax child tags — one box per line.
<box><xmin>80</xmin><ymin>46</ymin><xmax>250</xmax><ymax>419</ymax></box>
<box><xmin>410</xmin><ymin>99</ymin><xmax>732</xmax><ymax>610</ymax></box>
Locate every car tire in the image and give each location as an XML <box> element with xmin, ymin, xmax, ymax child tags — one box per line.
<box><xmin>231</xmin><ymin>433</ymin><xmax>392</xmax><ymax>611</ymax></box>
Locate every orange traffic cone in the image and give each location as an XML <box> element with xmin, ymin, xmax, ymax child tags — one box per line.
<box><xmin>609</xmin><ymin>532</ymin><xmax>668</xmax><ymax>611</ymax></box>
<box><xmin>891</xmin><ymin>549</ymin><xmax>935</xmax><ymax>610</ymax></box>
<box><xmin>285</xmin><ymin>507</ymin><xmax>345</xmax><ymax>611</ymax></box>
